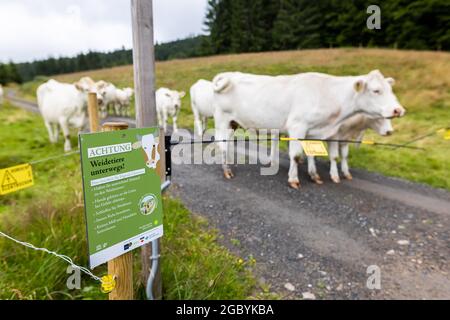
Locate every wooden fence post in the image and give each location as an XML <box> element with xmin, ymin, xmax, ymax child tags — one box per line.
<box><xmin>102</xmin><ymin>122</ymin><xmax>133</xmax><ymax>300</ymax></box>
<box><xmin>87</xmin><ymin>92</ymin><xmax>100</xmax><ymax>133</ymax></box>
<box><xmin>131</xmin><ymin>0</ymin><xmax>162</xmax><ymax>299</ymax></box>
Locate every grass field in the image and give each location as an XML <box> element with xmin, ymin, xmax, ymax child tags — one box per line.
<box><xmin>18</xmin><ymin>48</ymin><xmax>450</xmax><ymax>190</ymax></box>
<box><xmin>0</xmin><ymin>102</ymin><xmax>264</xmax><ymax>300</ymax></box>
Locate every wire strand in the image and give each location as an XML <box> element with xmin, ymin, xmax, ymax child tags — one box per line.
<box><xmin>169</xmin><ymin>137</ymin><xmax>426</xmax><ymax>150</ymax></box>
<box><xmin>30</xmin><ymin>150</ymin><xmax>79</xmax><ymax>165</ymax></box>
<box><xmin>0</xmin><ymin>231</ymin><xmax>102</xmax><ymax>283</ymax></box>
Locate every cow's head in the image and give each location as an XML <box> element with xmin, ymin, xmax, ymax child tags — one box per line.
<box><xmin>354</xmin><ymin>70</ymin><xmax>405</xmax><ymax>119</ymax></box>
<box><xmin>124</xmin><ymin>88</ymin><xmax>134</xmax><ymax>98</ymax></box>
<box><xmin>74</xmin><ymin>77</ymin><xmax>104</xmax><ymax>106</ymax></box>
<box><xmin>165</xmin><ymin>90</ymin><xmax>186</xmax><ymax>113</ymax></box>
<box><xmin>368</xmin><ymin>118</ymin><xmax>394</xmax><ymax>136</ymax></box>
<box><xmin>134</xmin><ymin>134</ymin><xmax>160</xmax><ymax>170</ymax></box>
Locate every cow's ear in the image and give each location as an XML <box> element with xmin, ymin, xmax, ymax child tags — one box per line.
<box><xmin>386</xmin><ymin>77</ymin><xmax>395</xmax><ymax>86</ymax></box>
<box><xmin>74</xmin><ymin>82</ymin><xmax>84</xmax><ymax>92</ymax></box>
<box><xmin>179</xmin><ymin>91</ymin><xmax>186</xmax><ymax>98</ymax></box>
<box><xmin>354</xmin><ymin>79</ymin><xmax>366</xmax><ymax>93</ymax></box>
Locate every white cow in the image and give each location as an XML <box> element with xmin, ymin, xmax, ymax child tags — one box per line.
<box><xmin>75</xmin><ymin>77</ymin><xmax>98</xmax><ymax>92</ymax></box>
<box><xmin>190</xmin><ymin>79</ymin><xmax>215</xmax><ymax>136</ymax></box>
<box><xmin>37</xmin><ymin>79</ymin><xmax>103</xmax><ymax>152</ymax></box>
<box><xmin>310</xmin><ymin>116</ymin><xmax>393</xmax><ymax>184</ymax></box>
<box><xmin>212</xmin><ymin>70</ymin><xmax>405</xmax><ymax>189</ymax></box>
<box><xmin>270</xmin><ymin>115</ymin><xmax>394</xmax><ymax>184</ymax></box>
<box><xmin>115</xmin><ymin>88</ymin><xmax>134</xmax><ymax>117</ymax></box>
<box><xmin>0</xmin><ymin>84</ymin><xmax>3</xmax><ymax>106</ymax></box>
<box><xmin>156</xmin><ymin>88</ymin><xmax>186</xmax><ymax>133</ymax></box>
<box><xmin>97</xmin><ymin>81</ymin><xmax>118</xmax><ymax>117</ymax></box>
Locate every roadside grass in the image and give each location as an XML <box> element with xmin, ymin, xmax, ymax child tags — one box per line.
<box><xmin>0</xmin><ymin>102</ymin><xmax>258</xmax><ymax>300</ymax></box>
<box><xmin>16</xmin><ymin>48</ymin><xmax>450</xmax><ymax>190</ymax></box>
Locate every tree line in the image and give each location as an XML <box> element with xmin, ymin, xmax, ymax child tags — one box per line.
<box><xmin>203</xmin><ymin>0</ymin><xmax>449</xmax><ymax>54</ymax></box>
<box><xmin>0</xmin><ymin>36</ymin><xmax>205</xmax><ymax>84</ymax></box>
<box><xmin>1</xmin><ymin>0</ymin><xmax>448</xmax><ymax>85</ymax></box>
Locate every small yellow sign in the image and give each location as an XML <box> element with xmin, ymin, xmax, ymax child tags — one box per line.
<box><xmin>0</xmin><ymin>164</ymin><xmax>34</xmax><ymax>195</ymax></box>
<box><xmin>445</xmin><ymin>130</ymin><xmax>450</xmax><ymax>141</ymax></box>
<box><xmin>301</xmin><ymin>141</ymin><xmax>329</xmax><ymax>157</ymax></box>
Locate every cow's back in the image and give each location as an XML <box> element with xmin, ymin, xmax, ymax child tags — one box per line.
<box><xmin>191</xmin><ymin>80</ymin><xmax>214</xmax><ymax>117</ymax></box>
<box><xmin>213</xmin><ymin>72</ymin><xmax>303</xmax><ymax>130</ymax></box>
<box><xmin>38</xmin><ymin>81</ymin><xmax>84</xmax><ymax>122</ymax></box>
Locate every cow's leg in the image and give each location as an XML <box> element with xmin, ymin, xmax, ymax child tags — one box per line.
<box><xmin>100</xmin><ymin>104</ymin><xmax>107</xmax><ymax>118</ymax></box>
<box><xmin>44</xmin><ymin>121</ymin><xmax>56</xmax><ymax>144</ymax></box>
<box><xmin>162</xmin><ymin>111</ymin><xmax>168</xmax><ymax>132</ymax></box>
<box><xmin>308</xmin><ymin>156</ymin><xmax>323</xmax><ymax>185</ymax></box>
<box><xmin>202</xmin><ymin>117</ymin><xmax>208</xmax><ymax>135</ymax></box>
<box><xmin>114</xmin><ymin>103</ymin><xmax>121</xmax><ymax>116</ymax></box>
<box><xmin>194</xmin><ymin>117</ymin><xmax>203</xmax><ymax>137</ymax></box>
<box><xmin>215</xmin><ymin>113</ymin><xmax>234</xmax><ymax>179</ymax></box>
<box><xmin>270</xmin><ymin>133</ymin><xmax>279</xmax><ymax>165</ymax></box>
<box><xmin>287</xmin><ymin>126</ymin><xmax>307</xmax><ymax>189</ymax></box>
<box><xmin>341</xmin><ymin>143</ymin><xmax>352</xmax><ymax>180</ymax></box>
<box><xmin>157</xmin><ymin>110</ymin><xmax>163</xmax><ymax>129</ymax></box>
<box><xmin>329</xmin><ymin>141</ymin><xmax>341</xmax><ymax>183</ymax></box>
<box><xmin>59</xmin><ymin>118</ymin><xmax>72</xmax><ymax>152</ymax></box>
<box><xmin>192</xmin><ymin>106</ymin><xmax>203</xmax><ymax>137</ymax></box>
<box><xmin>173</xmin><ymin>115</ymin><xmax>179</xmax><ymax>134</ymax></box>
<box><xmin>52</xmin><ymin>123</ymin><xmax>60</xmax><ymax>143</ymax></box>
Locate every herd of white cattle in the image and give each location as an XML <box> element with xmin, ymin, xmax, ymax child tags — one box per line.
<box><xmin>192</xmin><ymin>69</ymin><xmax>405</xmax><ymax>188</ymax></box>
<box><xmin>33</xmin><ymin>69</ymin><xmax>405</xmax><ymax>188</ymax></box>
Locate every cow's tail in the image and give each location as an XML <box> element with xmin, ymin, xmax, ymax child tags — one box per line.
<box><xmin>213</xmin><ymin>74</ymin><xmax>232</xmax><ymax>94</ymax></box>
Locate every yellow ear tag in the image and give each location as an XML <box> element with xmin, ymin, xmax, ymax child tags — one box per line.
<box><xmin>100</xmin><ymin>275</ymin><xmax>116</xmax><ymax>294</ymax></box>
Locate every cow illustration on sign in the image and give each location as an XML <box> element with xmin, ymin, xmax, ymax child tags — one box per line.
<box><xmin>133</xmin><ymin>134</ymin><xmax>160</xmax><ymax>169</ymax></box>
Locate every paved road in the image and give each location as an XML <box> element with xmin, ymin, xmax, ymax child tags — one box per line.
<box><xmin>8</xmin><ymin>94</ymin><xmax>450</xmax><ymax>299</ymax></box>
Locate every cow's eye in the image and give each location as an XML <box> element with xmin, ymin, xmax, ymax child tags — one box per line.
<box><xmin>373</xmin><ymin>89</ymin><xmax>382</xmax><ymax>95</ymax></box>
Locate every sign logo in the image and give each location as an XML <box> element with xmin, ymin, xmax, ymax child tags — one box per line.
<box><xmin>367</xmin><ymin>5</ymin><xmax>381</xmax><ymax>30</ymax></box>
<box><xmin>367</xmin><ymin>265</ymin><xmax>382</xmax><ymax>290</ymax></box>
<box><xmin>139</xmin><ymin>194</ymin><xmax>158</xmax><ymax>216</ymax></box>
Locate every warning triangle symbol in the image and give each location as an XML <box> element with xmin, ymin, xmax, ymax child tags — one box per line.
<box><xmin>2</xmin><ymin>170</ymin><xmax>18</xmax><ymax>187</ymax></box>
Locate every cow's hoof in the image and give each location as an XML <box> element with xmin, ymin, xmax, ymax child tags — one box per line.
<box><xmin>344</xmin><ymin>174</ymin><xmax>353</xmax><ymax>181</ymax></box>
<box><xmin>224</xmin><ymin>170</ymin><xmax>234</xmax><ymax>180</ymax></box>
<box><xmin>289</xmin><ymin>181</ymin><xmax>301</xmax><ymax>190</ymax></box>
<box><xmin>311</xmin><ymin>175</ymin><xmax>324</xmax><ymax>185</ymax></box>
<box><xmin>331</xmin><ymin>176</ymin><xmax>341</xmax><ymax>184</ymax></box>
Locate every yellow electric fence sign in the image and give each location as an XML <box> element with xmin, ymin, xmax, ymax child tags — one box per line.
<box><xmin>300</xmin><ymin>141</ymin><xmax>329</xmax><ymax>157</ymax></box>
<box><xmin>436</xmin><ymin>128</ymin><xmax>450</xmax><ymax>140</ymax></box>
<box><xmin>0</xmin><ymin>164</ymin><xmax>34</xmax><ymax>195</ymax></box>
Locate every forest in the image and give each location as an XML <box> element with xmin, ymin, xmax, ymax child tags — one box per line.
<box><xmin>204</xmin><ymin>0</ymin><xmax>449</xmax><ymax>54</ymax></box>
<box><xmin>1</xmin><ymin>0</ymin><xmax>448</xmax><ymax>85</ymax></box>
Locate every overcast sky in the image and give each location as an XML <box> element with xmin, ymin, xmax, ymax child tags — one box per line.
<box><xmin>0</xmin><ymin>0</ymin><xmax>208</xmax><ymax>63</ymax></box>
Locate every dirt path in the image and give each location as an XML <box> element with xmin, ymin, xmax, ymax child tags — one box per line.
<box><xmin>8</xmin><ymin>93</ymin><xmax>450</xmax><ymax>299</ymax></box>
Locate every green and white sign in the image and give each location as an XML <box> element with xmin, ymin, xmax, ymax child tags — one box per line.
<box><xmin>80</xmin><ymin>127</ymin><xmax>163</xmax><ymax>269</ymax></box>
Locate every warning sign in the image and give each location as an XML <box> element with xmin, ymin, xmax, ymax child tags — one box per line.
<box><xmin>0</xmin><ymin>164</ymin><xmax>34</xmax><ymax>195</ymax></box>
<box><xmin>301</xmin><ymin>141</ymin><xmax>329</xmax><ymax>157</ymax></box>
